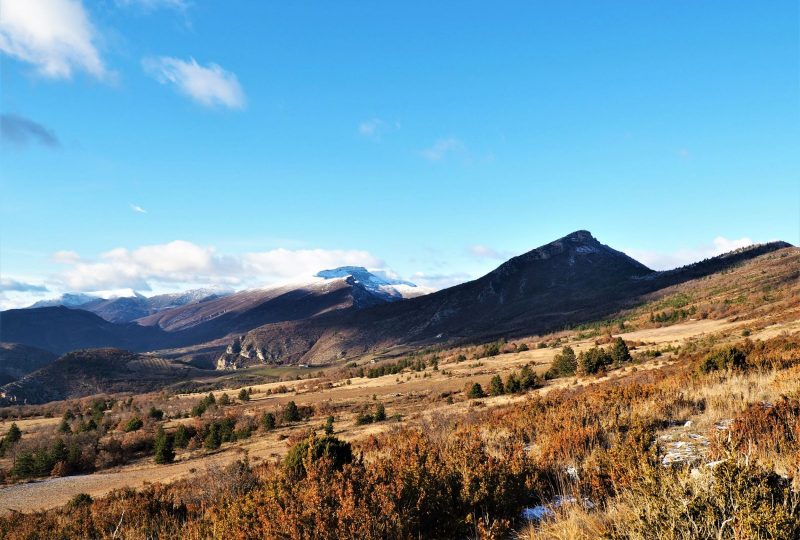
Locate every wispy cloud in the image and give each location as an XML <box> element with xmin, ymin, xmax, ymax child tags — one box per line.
<box><xmin>115</xmin><ymin>0</ymin><xmax>189</xmax><ymax>12</ymax></box>
<box><xmin>0</xmin><ymin>277</ymin><xmax>48</xmax><ymax>293</ymax></box>
<box><xmin>130</xmin><ymin>204</ymin><xmax>148</xmax><ymax>214</ymax></box>
<box><xmin>421</xmin><ymin>137</ymin><xmax>464</xmax><ymax>161</ymax></box>
<box><xmin>143</xmin><ymin>56</ymin><xmax>245</xmax><ymax>109</ymax></box>
<box><xmin>468</xmin><ymin>244</ymin><xmax>514</xmax><ymax>260</ymax></box>
<box><xmin>0</xmin><ymin>114</ymin><xmax>60</xmax><ymax>147</ymax></box>
<box><xmin>624</xmin><ymin>236</ymin><xmax>756</xmax><ymax>270</ymax></box>
<box><xmin>0</xmin><ymin>0</ymin><xmax>107</xmax><ymax>80</ymax></box>
<box><xmin>358</xmin><ymin>118</ymin><xmax>398</xmax><ymax>140</ymax></box>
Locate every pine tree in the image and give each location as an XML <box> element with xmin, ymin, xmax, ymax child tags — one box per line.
<box><xmin>154</xmin><ymin>426</ymin><xmax>175</xmax><ymax>464</ymax></box>
<box><xmin>174</xmin><ymin>424</ymin><xmax>190</xmax><ymax>448</ymax></box>
<box><xmin>324</xmin><ymin>415</ymin><xmax>334</xmax><ymax>435</ymax></box>
<box><xmin>504</xmin><ymin>373</ymin><xmax>521</xmax><ymax>394</ymax></box>
<box><xmin>262</xmin><ymin>412</ymin><xmax>276</xmax><ymax>431</ymax></box>
<box><xmin>373</xmin><ymin>403</ymin><xmax>386</xmax><ymax>422</ymax></box>
<box><xmin>610</xmin><ymin>337</ymin><xmax>632</xmax><ymax>364</ymax></box>
<box><xmin>283</xmin><ymin>401</ymin><xmax>300</xmax><ymax>422</ymax></box>
<box><xmin>548</xmin><ymin>346</ymin><xmax>577</xmax><ymax>378</ymax></box>
<box><xmin>467</xmin><ymin>382</ymin><xmax>486</xmax><ymax>399</ymax></box>
<box><xmin>489</xmin><ymin>375</ymin><xmax>505</xmax><ymax>396</ymax></box>
<box><xmin>519</xmin><ymin>365</ymin><xmax>539</xmax><ymax>390</ymax></box>
<box><xmin>238</xmin><ymin>388</ymin><xmax>250</xmax><ymax>402</ymax></box>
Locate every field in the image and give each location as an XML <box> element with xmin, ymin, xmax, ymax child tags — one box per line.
<box><xmin>2</xmin><ymin>315</ymin><xmax>794</xmax><ymax>519</ymax></box>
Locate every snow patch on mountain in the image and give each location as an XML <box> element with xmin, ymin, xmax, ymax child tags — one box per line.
<box><xmin>315</xmin><ymin>266</ymin><xmax>429</xmax><ymax>299</ymax></box>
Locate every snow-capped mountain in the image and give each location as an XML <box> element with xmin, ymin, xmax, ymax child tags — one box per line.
<box><xmin>28</xmin><ymin>288</ymin><xmax>229</xmax><ymax>324</ymax></box>
<box><xmin>314</xmin><ymin>267</ymin><xmax>429</xmax><ymax>300</ymax></box>
<box><xmin>30</xmin><ymin>293</ymin><xmax>101</xmax><ymax>309</ymax></box>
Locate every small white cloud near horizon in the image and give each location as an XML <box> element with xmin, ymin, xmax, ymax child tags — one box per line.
<box><xmin>130</xmin><ymin>204</ymin><xmax>148</xmax><ymax>214</ymax></box>
<box><xmin>116</xmin><ymin>0</ymin><xmax>189</xmax><ymax>11</ymax></box>
<box><xmin>0</xmin><ymin>0</ymin><xmax>108</xmax><ymax>80</ymax></box>
<box><xmin>625</xmin><ymin>236</ymin><xmax>756</xmax><ymax>271</ymax></box>
<box><xmin>51</xmin><ymin>250</ymin><xmax>81</xmax><ymax>264</ymax></box>
<box><xmin>421</xmin><ymin>137</ymin><xmax>464</xmax><ymax>161</ymax></box>
<box><xmin>143</xmin><ymin>56</ymin><xmax>245</xmax><ymax>109</ymax></box>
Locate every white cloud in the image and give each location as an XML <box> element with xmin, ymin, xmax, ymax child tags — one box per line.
<box><xmin>0</xmin><ymin>0</ymin><xmax>107</xmax><ymax>79</ymax></box>
<box><xmin>143</xmin><ymin>56</ymin><xmax>245</xmax><ymax>109</ymax></box>
<box><xmin>625</xmin><ymin>236</ymin><xmax>755</xmax><ymax>271</ymax></box>
<box><xmin>468</xmin><ymin>244</ymin><xmax>513</xmax><ymax>260</ymax></box>
<box><xmin>51</xmin><ymin>240</ymin><xmax>385</xmax><ymax>292</ymax></box>
<box><xmin>421</xmin><ymin>137</ymin><xmax>464</xmax><ymax>161</ymax></box>
<box><xmin>358</xmin><ymin>118</ymin><xmax>398</xmax><ymax>140</ymax></box>
<box><xmin>51</xmin><ymin>250</ymin><xmax>81</xmax><ymax>264</ymax></box>
<box><xmin>0</xmin><ymin>277</ymin><xmax>48</xmax><ymax>292</ymax></box>
<box><xmin>130</xmin><ymin>204</ymin><xmax>147</xmax><ymax>214</ymax></box>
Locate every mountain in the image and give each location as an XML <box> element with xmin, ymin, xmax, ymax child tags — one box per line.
<box><xmin>0</xmin><ymin>307</ymin><xmax>172</xmax><ymax>355</ymax></box>
<box><xmin>30</xmin><ymin>293</ymin><xmax>100</xmax><ymax>309</ymax></box>
<box><xmin>135</xmin><ymin>268</ymin><xmax>423</xmax><ymax>336</ymax></box>
<box><xmin>215</xmin><ymin>231</ymin><xmax>794</xmax><ymax>368</ymax></box>
<box><xmin>0</xmin><ymin>268</ymin><xmax>425</xmax><ymax>357</ymax></box>
<box><xmin>0</xmin><ymin>343</ymin><xmax>59</xmax><ymax>386</ymax></box>
<box><xmin>29</xmin><ymin>289</ymin><xmax>228</xmax><ymax>324</ymax></box>
<box><xmin>0</xmin><ymin>349</ymin><xmax>199</xmax><ymax>405</ymax></box>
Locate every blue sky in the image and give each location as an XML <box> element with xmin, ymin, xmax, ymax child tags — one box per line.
<box><xmin>1</xmin><ymin>0</ymin><xmax>798</xmax><ymax>307</ymax></box>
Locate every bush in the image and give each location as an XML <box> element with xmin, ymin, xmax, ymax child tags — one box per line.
<box><xmin>238</xmin><ymin>388</ymin><xmax>250</xmax><ymax>402</ymax></box>
<box><xmin>147</xmin><ymin>407</ymin><xmax>164</xmax><ymax>421</ymax></box>
<box><xmin>698</xmin><ymin>345</ymin><xmax>747</xmax><ymax>374</ymax></box>
<box><xmin>283</xmin><ymin>434</ymin><xmax>353</xmax><ymax>479</ymax></box>
<box><xmin>124</xmin><ymin>417</ymin><xmax>143</xmax><ymax>433</ymax></box>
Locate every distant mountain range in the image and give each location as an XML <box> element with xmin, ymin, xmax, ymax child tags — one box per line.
<box><xmin>30</xmin><ymin>288</ymin><xmax>230</xmax><ymax>323</ymax></box>
<box><xmin>0</xmin><ymin>231</ymin><xmax>795</xmax><ymax>404</ymax></box>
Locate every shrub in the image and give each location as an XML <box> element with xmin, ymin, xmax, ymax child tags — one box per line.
<box><xmin>147</xmin><ymin>407</ymin><xmax>164</xmax><ymax>421</ymax></box>
<box><xmin>283</xmin><ymin>434</ymin><xmax>353</xmax><ymax>479</ymax></box>
<box><xmin>124</xmin><ymin>417</ymin><xmax>143</xmax><ymax>433</ymax></box>
<box><xmin>238</xmin><ymin>388</ymin><xmax>250</xmax><ymax>402</ymax></box>
<box><xmin>698</xmin><ymin>345</ymin><xmax>747</xmax><ymax>374</ymax></box>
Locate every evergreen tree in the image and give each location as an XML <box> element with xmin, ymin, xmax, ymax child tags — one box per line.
<box><xmin>262</xmin><ymin>412</ymin><xmax>276</xmax><ymax>431</ymax></box>
<box><xmin>283</xmin><ymin>401</ymin><xmax>300</xmax><ymax>422</ymax></box>
<box><xmin>467</xmin><ymin>382</ymin><xmax>486</xmax><ymax>399</ymax></box>
<box><xmin>610</xmin><ymin>337</ymin><xmax>632</xmax><ymax>364</ymax></box>
<box><xmin>154</xmin><ymin>426</ymin><xmax>175</xmax><ymax>464</ymax></box>
<box><xmin>489</xmin><ymin>375</ymin><xmax>505</xmax><ymax>396</ymax></box>
<box><xmin>504</xmin><ymin>373</ymin><xmax>521</xmax><ymax>394</ymax></box>
<box><xmin>324</xmin><ymin>415</ymin><xmax>335</xmax><ymax>435</ymax></box>
<box><xmin>173</xmin><ymin>424</ymin><xmax>190</xmax><ymax>448</ymax></box>
<box><xmin>218</xmin><ymin>393</ymin><xmax>231</xmax><ymax>406</ymax></box>
<box><xmin>373</xmin><ymin>403</ymin><xmax>386</xmax><ymax>422</ymax></box>
<box><xmin>204</xmin><ymin>424</ymin><xmax>221</xmax><ymax>450</ymax></box>
<box><xmin>519</xmin><ymin>365</ymin><xmax>539</xmax><ymax>390</ymax></box>
<box><xmin>6</xmin><ymin>423</ymin><xmax>21</xmax><ymax>443</ymax></box>
<box><xmin>238</xmin><ymin>388</ymin><xmax>250</xmax><ymax>402</ymax></box>
<box><xmin>578</xmin><ymin>347</ymin><xmax>612</xmax><ymax>375</ymax></box>
<box><xmin>548</xmin><ymin>346</ymin><xmax>577</xmax><ymax>378</ymax></box>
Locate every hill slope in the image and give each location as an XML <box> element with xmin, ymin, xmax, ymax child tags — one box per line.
<box><xmin>0</xmin><ymin>349</ymin><xmax>199</xmax><ymax>405</ymax></box>
<box><xmin>0</xmin><ymin>343</ymin><xmax>59</xmax><ymax>386</ymax></box>
<box><xmin>216</xmin><ymin>232</ymin><xmax>794</xmax><ymax>367</ymax></box>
